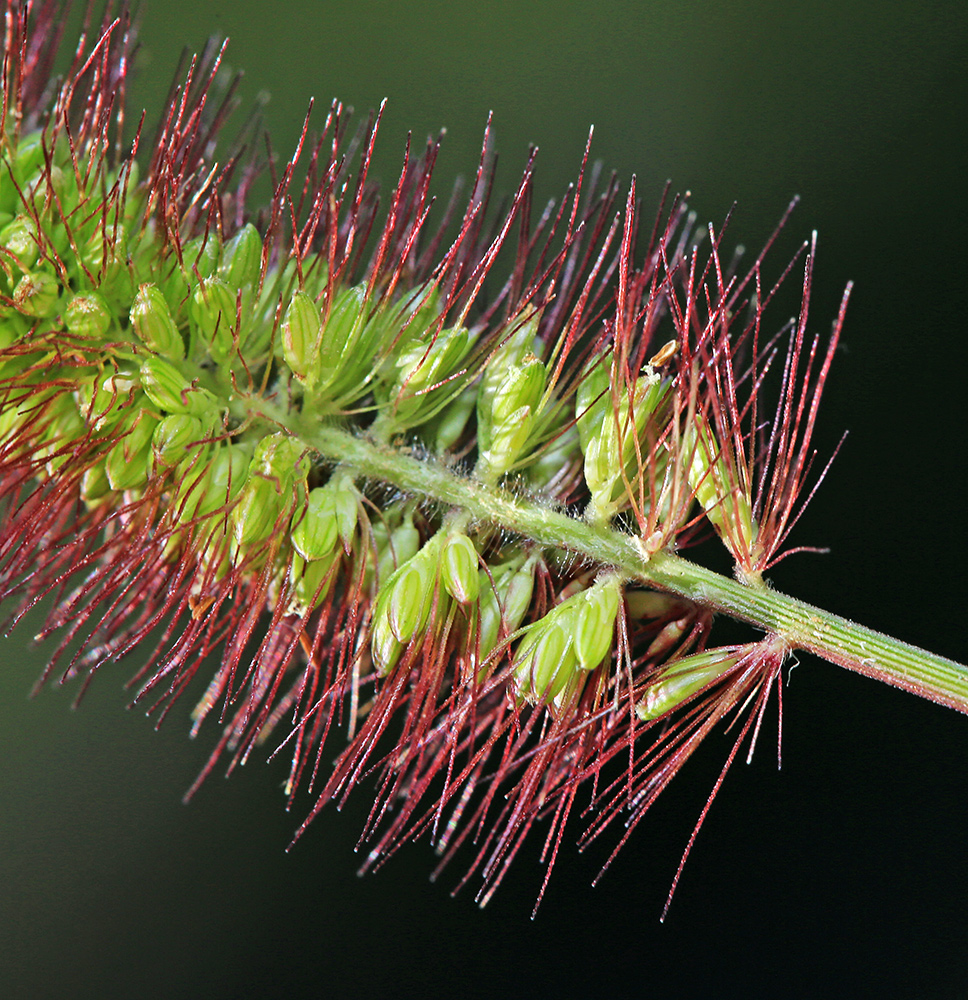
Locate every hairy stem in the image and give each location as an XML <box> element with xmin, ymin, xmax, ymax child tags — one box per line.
<box><xmin>250</xmin><ymin>396</ymin><xmax>968</xmax><ymax>715</ymax></box>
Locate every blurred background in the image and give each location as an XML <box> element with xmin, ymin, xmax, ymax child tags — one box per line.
<box><xmin>2</xmin><ymin>1</ymin><xmax>966</xmax><ymax>996</ymax></box>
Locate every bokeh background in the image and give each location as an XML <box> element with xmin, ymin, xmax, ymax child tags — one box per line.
<box><xmin>2</xmin><ymin>1</ymin><xmax>967</xmax><ymax>997</ymax></box>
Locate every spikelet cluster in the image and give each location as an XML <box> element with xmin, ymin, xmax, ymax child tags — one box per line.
<box><xmin>0</xmin><ymin>2</ymin><xmax>847</xmax><ymax>911</ymax></box>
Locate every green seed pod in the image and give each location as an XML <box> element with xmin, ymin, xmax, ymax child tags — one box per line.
<box><xmin>289</xmin><ymin>551</ymin><xmax>340</xmax><ymax>616</ymax></box>
<box><xmin>291</xmin><ymin>486</ymin><xmax>341</xmax><ymax>562</ymax></box>
<box><xmin>0</xmin><ymin>396</ymin><xmax>24</xmax><ymax>446</ymax></box>
<box><xmin>131</xmin><ymin>283</ymin><xmax>184</xmax><ymax>359</ymax></box>
<box><xmin>476</xmin><ymin>565</ymin><xmax>513</xmax><ymax>664</ymax></box>
<box><xmin>105</xmin><ymin>412</ymin><xmax>159</xmax><ymax>491</ymax></box>
<box><xmin>573</xmin><ymin>575</ymin><xmax>622</xmax><ymax>670</ymax></box>
<box><xmin>370</xmin><ymin>600</ymin><xmax>405</xmax><ymax>676</ymax></box>
<box><xmin>157</xmin><ymin>252</ymin><xmax>190</xmax><ymax>308</ymax></box>
<box><xmin>81</xmin><ymin>225</ymin><xmax>131</xmax><ymax>305</ymax></box>
<box><xmin>685</xmin><ymin>412</ymin><xmax>758</xmax><ymax>558</ymax></box>
<box><xmin>386</xmin><ymin>562</ymin><xmax>433</xmax><ymax>643</ymax></box>
<box><xmin>250</xmin><ymin>432</ymin><xmax>304</xmax><ymax>478</ymax></box>
<box><xmin>397</xmin><ymin>537</ymin><xmax>444</xmax><ymax>639</ymax></box>
<box><xmin>477</xmin><ymin>318</ymin><xmax>540</xmax><ymax>421</ymax></box>
<box><xmin>23</xmin><ymin>162</ymin><xmax>72</xmax><ymax>215</ymax></box>
<box><xmin>370</xmin><ymin>534</ymin><xmax>444</xmax><ymax>673</ymax></box>
<box><xmin>189</xmin><ymin>277</ymin><xmax>238</xmax><ymax>363</ymax></box>
<box><xmin>0</xmin><ymin>215</ymin><xmax>39</xmax><ymax>270</ymax></box>
<box><xmin>219</xmin><ymin>223</ymin><xmax>262</xmax><ymax>292</ymax></box>
<box><xmin>324</xmin><ymin>473</ymin><xmax>360</xmax><ymax>553</ymax></box>
<box><xmin>231</xmin><ymin>434</ymin><xmax>304</xmax><ymax>549</ymax></box>
<box><xmin>181</xmin><ymin>234</ymin><xmax>222</xmax><ymax>280</ymax></box>
<box><xmin>151</xmin><ymin>413</ymin><xmax>207</xmax><ymax>470</ymax></box>
<box><xmin>75</xmin><ymin>373</ymin><xmax>138</xmax><ymax>431</ymax></box>
<box><xmin>513</xmin><ymin>617</ymin><xmax>575</xmax><ymax>704</ymax></box>
<box><xmin>388</xmin><ymin>326</ymin><xmax>469</xmax><ymax>427</ymax></box>
<box><xmin>196</xmin><ymin>444</ymin><xmax>250</xmax><ymax>518</ymax></box>
<box><xmin>369</xmin><ymin>285</ymin><xmax>440</xmax><ymax>362</ymax></box>
<box><xmin>582</xmin><ymin>369</ymin><xmax>671</xmax><ymax>521</ymax></box>
<box><xmin>283</xmin><ymin>283</ymin><xmax>371</xmax><ymax>401</ymax></box>
<box><xmin>140</xmin><ymin>355</ymin><xmax>192</xmax><ymax>413</ymax></box>
<box><xmin>474</xmin><ymin>554</ymin><xmax>537</xmax><ymax>667</ymax></box>
<box><xmin>581</xmin><ymin>421</ymin><xmax>612</xmax><ymax>499</ymax></box>
<box><xmin>80</xmin><ymin>459</ymin><xmax>112</xmax><ymax>505</ymax></box>
<box><xmin>12</xmin><ymin>133</ymin><xmax>45</xmax><ymax>186</ymax></box>
<box><xmin>477</xmin><ymin>349</ymin><xmax>547</xmax><ymax>481</ymax></box>
<box><xmin>501</xmin><ymin>556</ymin><xmax>538</xmax><ymax>635</ymax></box>
<box><xmin>13</xmin><ymin>270</ymin><xmax>58</xmax><ymax>318</ymax></box>
<box><xmin>281</xmin><ymin>290</ymin><xmax>323</xmax><ymax>387</ymax></box>
<box><xmin>319</xmin><ymin>284</ymin><xmax>367</xmax><ymax>381</ymax></box>
<box><xmin>478</xmin><ymin>405</ymin><xmax>535</xmax><ymax>482</ymax></box>
<box><xmin>0</xmin><ymin>379</ymin><xmax>50</xmax><ymax>434</ymax></box>
<box><xmin>512</xmin><ymin>574</ymin><xmax>620</xmax><ymax>705</ymax></box>
<box><xmin>491</xmin><ymin>354</ymin><xmax>546</xmax><ymax>425</ymax></box>
<box><xmin>441</xmin><ymin>530</ymin><xmax>479</xmax><ymax>604</ymax></box>
<box><xmin>64</xmin><ymin>292</ymin><xmax>112</xmax><ymax>338</ymax></box>
<box><xmin>636</xmin><ymin>648</ymin><xmax>740</xmax><ymax>721</ymax></box>
<box><xmin>82</xmin><ymin>223</ymin><xmax>127</xmax><ymax>271</ymax></box>
<box><xmin>174</xmin><ymin>443</ymin><xmax>248</xmax><ymax>523</ymax></box>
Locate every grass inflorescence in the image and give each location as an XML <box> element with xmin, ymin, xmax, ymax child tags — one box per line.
<box><xmin>1</xmin><ymin>1</ymin><xmax>965</xmax><ymax>917</ymax></box>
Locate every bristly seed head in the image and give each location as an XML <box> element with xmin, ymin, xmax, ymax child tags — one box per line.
<box><xmin>0</xmin><ymin>0</ymin><xmax>850</xmax><ymax>915</ymax></box>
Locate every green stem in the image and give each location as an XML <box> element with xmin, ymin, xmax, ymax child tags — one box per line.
<box><xmin>640</xmin><ymin>556</ymin><xmax>968</xmax><ymax>715</ymax></box>
<box><xmin>252</xmin><ymin>397</ymin><xmax>968</xmax><ymax>715</ymax></box>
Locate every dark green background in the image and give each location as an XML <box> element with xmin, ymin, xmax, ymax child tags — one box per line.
<box><xmin>2</xmin><ymin>1</ymin><xmax>967</xmax><ymax>997</ymax></box>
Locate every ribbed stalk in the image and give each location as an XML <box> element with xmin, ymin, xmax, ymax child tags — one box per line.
<box><xmin>641</xmin><ymin>555</ymin><xmax>968</xmax><ymax>714</ymax></box>
<box><xmin>247</xmin><ymin>397</ymin><xmax>968</xmax><ymax>715</ymax></box>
